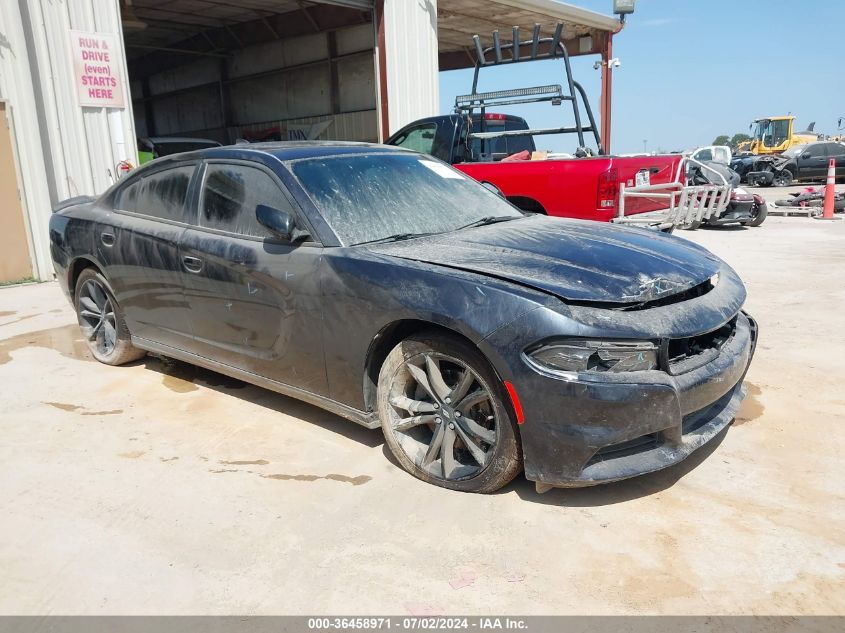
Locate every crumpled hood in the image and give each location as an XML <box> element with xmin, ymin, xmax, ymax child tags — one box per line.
<box><xmin>368</xmin><ymin>216</ymin><xmax>722</xmax><ymax>303</ymax></box>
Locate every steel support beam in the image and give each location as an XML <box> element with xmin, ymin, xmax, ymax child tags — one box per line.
<box><xmin>375</xmin><ymin>0</ymin><xmax>389</xmax><ymax>141</ymax></box>
<box><xmin>600</xmin><ymin>34</ymin><xmax>613</xmax><ymax>153</ymax></box>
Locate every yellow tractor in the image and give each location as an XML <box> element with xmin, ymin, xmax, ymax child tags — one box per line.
<box><xmin>747</xmin><ymin>116</ymin><xmax>818</xmax><ymax>155</ymax></box>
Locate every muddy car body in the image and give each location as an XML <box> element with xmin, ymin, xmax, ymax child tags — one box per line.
<box><xmin>732</xmin><ymin>141</ymin><xmax>845</xmax><ymax>186</ymax></box>
<box><xmin>49</xmin><ymin>142</ymin><xmax>758</xmax><ymax>492</ymax></box>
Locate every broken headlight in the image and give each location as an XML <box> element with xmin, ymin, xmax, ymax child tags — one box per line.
<box><xmin>527</xmin><ymin>340</ymin><xmax>658</xmax><ymax>375</ymax></box>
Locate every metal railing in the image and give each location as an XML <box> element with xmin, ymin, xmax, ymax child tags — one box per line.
<box><xmin>613</xmin><ymin>158</ymin><xmax>732</xmax><ymax>229</ymax></box>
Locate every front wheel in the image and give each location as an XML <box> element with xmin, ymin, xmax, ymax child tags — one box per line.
<box><xmin>74</xmin><ymin>268</ymin><xmax>145</xmax><ymax>365</ymax></box>
<box><xmin>377</xmin><ymin>332</ymin><xmax>521</xmax><ymax>493</ymax></box>
<box><xmin>747</xmin><ymin>201</ymin><xmax>768</xmax><ymax>227</ymax></box>
<box><xmin>772</xmin><ymin>170</ymin><xmax>793</xmax><ymax>187</ymax></box>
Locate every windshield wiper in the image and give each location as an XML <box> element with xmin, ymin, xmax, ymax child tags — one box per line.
<box><xmin>455</xmin><ymin>216</ymin><xmax>519</xmax><ymax>231</ymax></box>
<box><xmin>357</xmin><ymin>232</ymin><xmax>438</xmax><ymax>245</ymax></box>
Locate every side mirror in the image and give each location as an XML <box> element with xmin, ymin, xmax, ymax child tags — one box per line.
<box><xmin>480</xmin><ymin>181</ymin><xmax>505</xmax><ymax>198</ymax></box>
<box><xmin>256</xmin><ymin>204</ymin><xmax>295</xmax><ymax>241</ymax></box>
<box><xmin>802</xmin><ymin>153</ymin><xmax>811</xmax><ymax>160</ymax></box>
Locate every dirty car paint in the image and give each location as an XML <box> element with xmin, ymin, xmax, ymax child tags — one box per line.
<box><xmin>48</xmin><ymin>142</ymin><xmax>757</xmax><ymax>488</ymax></box>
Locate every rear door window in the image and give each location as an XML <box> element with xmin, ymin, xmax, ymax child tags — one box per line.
<box><xmin>133</xmin><ymin>165</ymin><xmax>196</xmax><ymax>223</ymax></box>
<box><xmin>200</xmin><ymin>163</ymin><xmax>292</xmax><ymax>238</ymax></box>
<box><xmin>471</xmin><ymin>118</ymin><xmax>532</xmax><ymax>158</ymax></box>
<box><xmin>503</xmin><ymin>119</ymin><xmax>533</xmax><ymax>155</ymax></box>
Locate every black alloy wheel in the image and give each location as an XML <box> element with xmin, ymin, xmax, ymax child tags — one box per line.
<box><xmin>378</xmin><ymin>333</ymin><xmax>521</xmax><ymax>493</ymax></box>
<box><xmin>74</xmin><ymin>268</ymin><xmax>145</xmax><ymax>366</ymax></box>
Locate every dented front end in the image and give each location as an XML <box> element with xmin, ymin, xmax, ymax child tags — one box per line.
<box><xmin>479</xmin><ymin>262</ymin><xmax>758</xmax><ymax>488</ymax></box>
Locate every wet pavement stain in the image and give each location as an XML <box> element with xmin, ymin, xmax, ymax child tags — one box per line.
<box><xmin>43</xmin><ymin>402</ymin><xmax>122</xmax><ymax>416</ymax></box>
<box><xmin>161</xmin><ymin>375</ymin><xmax>199</xmax><ymax>393</ymax></box>
<box><xmin>734</xmin><ymin>383</ymin><xmax>764</xmax><ymax>425</ymax></box>
<box><xmin>209</xmin><ymin>468</ymin><xmax>240</xmax><ymax>474</ymax></box>
<box><xmin>153</xmin><ymin>356</ymin><xmax>247</xmax><ymax>393</ymax></box>
<box><xmin>0</xmin><ymin>324</ymin><xmax>91</xmax><ymax>365</ymax></box>
<box><xmin>0</xmin><ymin>311</ymin><xmax>16</xmax><ymax>318</ymax></box>
<box><xmin>0</xmin><ymin>314</ymin><xmax>38</xmax><ymax>328</ymax></box>
<box><xmin>118</xmin><ymin>450</ymin><xmax>146</xmax><ymax>459</ymax></box>
<box><xmin>44</xmin><ymin>402</ymin><xmax>82</xmax><ymax>412</ymax></box>
<box><xmin>219</xmin><ymin>459</ymin><xmax>269</xmax><ymax>466</ymax></box>
<box><xmin>261</xmin><ymin>473</ymin><xmax>372</xmax><ymax>486</ymax></box>
<box><xmin>159</xmin><ymin>456</ymin><xmax>179</xmax><ymax>462</ymax></box>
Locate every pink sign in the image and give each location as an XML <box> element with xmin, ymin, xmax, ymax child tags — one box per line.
<box><xmin>70</xmin><ymin>30</ymin><xmax>125</xmax><ymax>108</ymax></box>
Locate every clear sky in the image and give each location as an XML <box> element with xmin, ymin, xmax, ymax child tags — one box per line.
<box><xmin>438</xmin><ymin>0</ymin><xmax>845</xmax><ymax>154</ymax></box>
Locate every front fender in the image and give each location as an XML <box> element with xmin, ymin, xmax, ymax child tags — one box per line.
<box><xmin>320</xmin><ymin>249</ymin><xmax>554</xmax><ymax>410</ymax></box>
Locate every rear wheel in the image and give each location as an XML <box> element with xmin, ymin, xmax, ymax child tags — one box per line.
<box><xmin>377</xmin><ymin>332</ymin><xmax>521</xmax><ymax>493</ymax></box>
<box><xmin>74</xmin><ymin>268</ymin><xmax>145</xmax><ymax>365</ymax></box>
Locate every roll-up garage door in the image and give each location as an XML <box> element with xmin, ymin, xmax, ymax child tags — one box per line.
<box><xmin>319</xmin><ymin>1</ymin><xmax>374</xmax><ymax>8</ymax></box>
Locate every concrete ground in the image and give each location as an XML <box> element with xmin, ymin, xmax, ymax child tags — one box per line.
<box><xmin>1</xmin><ymin>216</ymin><xmax>843</xmax><ymax>615</ymax></box>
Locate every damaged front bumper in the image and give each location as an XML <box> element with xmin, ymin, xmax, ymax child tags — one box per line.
<box><xmin>482</xmin><ymin>290</ymin><xmax>758</xmax><ymax>488</ymax></box>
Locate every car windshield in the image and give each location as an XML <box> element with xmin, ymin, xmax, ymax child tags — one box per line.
<box><xmin>289</xmin><ymin>152</ymin><xmax>523</xmax><ymax>246</ymax></box>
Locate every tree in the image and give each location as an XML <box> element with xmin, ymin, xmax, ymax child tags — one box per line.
<box><xmin>730</xmin><ymin>133</ymin><xmax>752</xmax><ymax>147</ymax></box>
<box><xmin>713</xmin><ymin>135</ymin><xmax>731</xmax><ymax>146</ymax></box>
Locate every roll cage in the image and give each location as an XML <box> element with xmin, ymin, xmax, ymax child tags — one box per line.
<box><xmin>454</xmin><ymin>23</ymin><xmax>604</xmax><ymax>156</ymax></box>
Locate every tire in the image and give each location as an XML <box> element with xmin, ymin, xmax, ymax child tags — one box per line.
<box><xmin>747</xmin><ymin>201</ymin><xmax>768</xmax><ymax>227</ymax></box>
<box><xmin>377</xmin><ymin>331</ymin><xmax>521</xmax><ymax>493</ymax></box>
<box><xmin>74</xmin><ymin>268</ymin><xmax>146</xmax><ymax>366</ymax></box>
<box><xmin>773</xmin><ymin>170</ymin><xmax>793</xmax><ymax>187</ymax></box>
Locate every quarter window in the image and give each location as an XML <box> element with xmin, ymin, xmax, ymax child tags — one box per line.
<box><xmin>131</xmin><ymin>166</ymin><xmax>195</xmax><ymax>223</ymax></box>
<box><xmin>117</xmin><ymin>179</ymin><xmax>140</xmax><ymax>212</ymax></box>
<box><xmin>200</xmin><ymin>164</ymin><xmax>291</xmax><ymax>238</ymax></box>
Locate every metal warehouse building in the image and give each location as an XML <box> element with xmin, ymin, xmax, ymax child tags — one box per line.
<box><xmin>0</xmin><ymin>0</ymin><xmax>621</xmax><ymax>282</ymax></box>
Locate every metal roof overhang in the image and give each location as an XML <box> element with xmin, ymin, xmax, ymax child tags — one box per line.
<box><xmin>437</xmin><ymin>0</ymin><xmax>622</xmax><ymax>70</ymax></box>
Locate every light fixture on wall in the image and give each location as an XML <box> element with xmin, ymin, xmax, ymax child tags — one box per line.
<box><xmin>593</xmin><ymin>58</ymin><xmax>621</xmax><ymax>70</ymax></box>
<box><xmin>122</xmin><ymin>0</ymin><xmax>148</xmax><ymax>31</ymax></box>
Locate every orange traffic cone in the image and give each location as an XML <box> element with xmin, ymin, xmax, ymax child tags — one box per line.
<box><xmin>814</xmin><ymin>158</ymin><xmax>841</xmax><ymax>221</ymax></box>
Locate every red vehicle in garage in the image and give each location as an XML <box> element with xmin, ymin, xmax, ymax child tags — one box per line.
<box><xmin>388</xmin><ymin>24</ymin><xmax>730</xmax><ymax>230</ymax></box>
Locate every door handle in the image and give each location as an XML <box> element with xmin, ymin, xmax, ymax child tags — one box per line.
<box><xmin>101</xmin><ymin>232</ymin><xmax>115</xmax><ymax>246</ymax></box>
<box><xmin>182</xmin><ymin>255</ymin><xmax>203</xmax><ymax>273</ymax></box>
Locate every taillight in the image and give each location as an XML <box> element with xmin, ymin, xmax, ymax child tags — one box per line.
<box><xmin>597</xmin><ymin>167</ymin><xmax>618</xmax><ymax>212</ymax></box>
<box><xmin>485</xmin><ymin>113</ymin><xmax>506</xmax><ymax>120</ymax></box>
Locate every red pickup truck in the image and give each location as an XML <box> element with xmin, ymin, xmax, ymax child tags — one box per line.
<box><xmin>386</xmin><ymin>25</ymin><xmax>729</xmax><ymax>229</ymax></box>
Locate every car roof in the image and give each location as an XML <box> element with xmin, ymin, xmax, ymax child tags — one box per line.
<box><xmin>146</xmin><ymin>136</ymin><xmax>221</xmax><ymax>145</ymax></box>
<box><xmin>124</xmin><ymin>141</ymin><xmax>415</xmax><ymax>176</ymax></box>
<box><xmin>197</xmin><ymin>141</ymin><xmax>410</xmax><ymax>162</ymax></box>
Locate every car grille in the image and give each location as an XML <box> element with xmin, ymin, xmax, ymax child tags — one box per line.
<box><xmin>585</xmin><ymin>388</ymin><xmax>738</xmax><ymax>468</ymax></box>
<box><xmin>587</xmin><ymin>432</ymin><xmax>660</xmax><ymax>464</ymax></box>
<box><xmin>661</xmin><ymin>317</ymin><xmax>737</xmax><ymax>375</ymax></box>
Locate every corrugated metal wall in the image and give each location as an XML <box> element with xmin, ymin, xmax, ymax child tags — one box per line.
<box><xmin>383</xmin><ymin>0</ymin><xmax>439</xmax><ymax>135</ymax></box>
<box><xmin>0</xmin><ymin>0</ymin><xmax>439</xmax><ymax>280</ymax></box>
<box><xmin>0</xmin><ymin>1</ymin><xmax>51</xmax><ymax>280</ymax></box>
<box><xmin>133</xmin><ymin>22</ymin><xmax>378</xmax><ymax>144</ymax></box>
<box><xmin>0</xmin><ymin>0</ymin><xmax>136</xmax><ymax>281</ymax></box>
